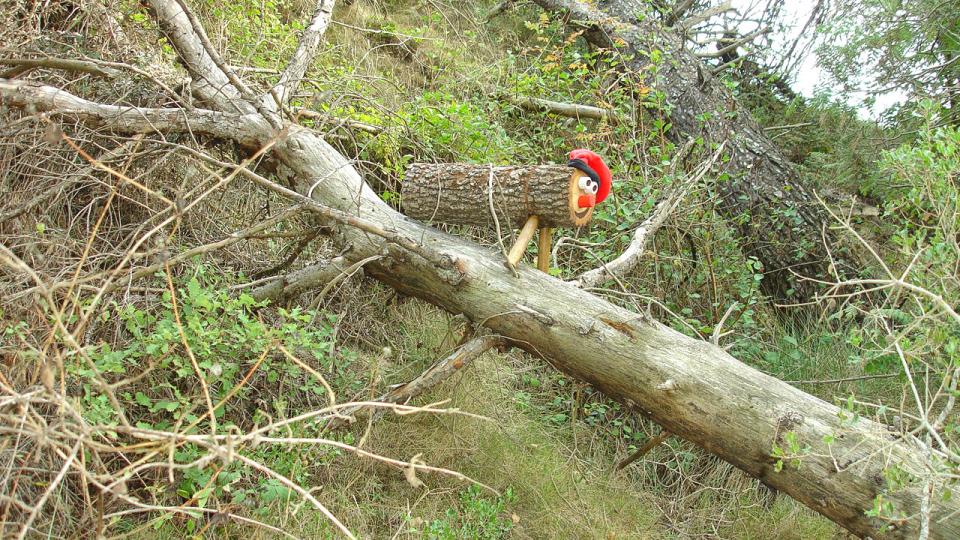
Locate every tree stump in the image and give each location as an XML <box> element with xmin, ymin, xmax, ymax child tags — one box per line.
<box><xmin>401</xmin><ymin>163</ymin><xmax>596</xmax><ymax>229</ymax></box>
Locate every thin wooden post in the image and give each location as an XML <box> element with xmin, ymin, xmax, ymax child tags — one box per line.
<box><xmin>537</xmin><ymin>227</ymin><xmax>552</xmax><ymax>273</ymax></box>
<box><xmin>506</xmin><ymin>215</ymin><xmax>540</xmax><ymax>268</ymax></box>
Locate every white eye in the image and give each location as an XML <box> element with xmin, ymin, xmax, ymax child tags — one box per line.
<box><xmin>578</xmin><ymin>176</ymin><xmax>598</xmax><ymax>194</ymax></box>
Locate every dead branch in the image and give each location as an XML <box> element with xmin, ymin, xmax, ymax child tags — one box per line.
<box><xmin>0</xmin><ymin>57</ymin><xmax>120</xmax><ymax>79</ymax></box>
<box><xmin>616</xmin><ymin>430</ymin><xmax>671</xmax><ymax>470</ymax></box>
<box><xmin>250</xmin><ymin>256</ymin><xmax>350</xmax><ymax>302</ymax></box>
<box><xmin>695</xmin><ymin>27</ymin><xmax>770</xmax><ymax>58</ymax></box>
<box><xmin>0</xmin><ymin>79</ymin><xmax>266</xmax><ymax>146</ymax></box>
<box><xmin>270</xmin><ymin>0</ymin><xmax>336</xmax><ymax>110</ymax></box>
<box><xmin>500</xmin><ymin>93</ymin><xmax>617</xmax><ymax>122</ymax></box>
<box><xmin>676</xmin><ymin>0</ymin><xmax>735</xmax><ymax>30</ymax></box>
<box><xmin>664</xmin><ymin>0</ymin><xmax>695</xmax><ymax>26</ymax></box>
<box><xmin>711</xmin><ymin>49</ymin><xmax>755</xmax><ymax>74</ymax></box>
<box><xmin>325</xmin><ymin>335</ymin><xmax>503</xmax><ymax>431</ymax></box>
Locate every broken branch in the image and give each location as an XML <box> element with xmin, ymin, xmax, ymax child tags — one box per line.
<box><xmin>325</xmin><ymin>335</ymin><xmax>503</xmax><ymax>431</ymax></box>
<box><xmin>500</xmin><ymin>93</ymin><xmax>617</xmax><ymax>122</ymax></box>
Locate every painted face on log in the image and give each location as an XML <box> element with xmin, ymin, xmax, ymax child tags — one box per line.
<box><xmin>568</xmin><ymin>169</ymin><xmax>597</xmax><ymax>224</ymax></box>
<box><xmin>567</xmin><ymin>149</ymin><xmax>612</xmax><ymax>226</ymax></box>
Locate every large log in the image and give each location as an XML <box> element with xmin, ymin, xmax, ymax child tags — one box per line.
<box><xmin>533</xmin><ymin>0</ymin><xmax>839</xmax><ymax>304</ymax></box>
<box><xmin>402</xmin><ymin>163</ymin><xmax>594</xmax><ymax>228</ymax></box>
<box><xmin>4</xmin><ymin>0</ymin><xmax>954</xmax><ymax>535</ymax></box>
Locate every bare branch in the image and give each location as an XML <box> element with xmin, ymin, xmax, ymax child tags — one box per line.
<box><xmin>325</xmin><ymin>335</ymin><xmax>503</xmax><ymax>431</ymax></box>
<box><xmin>695</xmin><ymin>27</ymin><xmax>770</xmax><ymax>58</ymax></box>
<box><xmin>616</xmin><ymin>430</ymin><xmax>671</xmax><ymax>470</ymax></box>
<box><xmin>711</xmin><ymin>49</ymin><xmax>755</xmax><ymax>75</ymax></box>
<box><xmin>0</xmin><ymin>57</ymin><xmax>120</xmax><ymax>79</ymax></box>
<box><xmin>0</xmin><ymin>79</ymin><xmax>267</xmax><ymax>145</ymax></box>
<box><xmin>250</xmin><ymin>256</ymin><xmax>350</xmax><ymax>302</ymax></box>
<box><xmin>270</xmin><ymin>0</ymin><xmax>336</xmax><ymax>110</ymax></box>
<box><xmin>676</xmin><ymin>0</ymin><xmax>735</xmax><ymax>30</ymax></box>
<box><xmin>500</xmin><ymin>93</ymin><xmax>617</xmax><ymax>122</ymax></box>
<box><xmin>574</xmin><ymin>140</ymin><xmax>721</xmax><ymax>288</ymax></box>
<box><xmin>665</xmin><ymin>0</ymin><xmax>695</xmax><ymax>26</ymax></box>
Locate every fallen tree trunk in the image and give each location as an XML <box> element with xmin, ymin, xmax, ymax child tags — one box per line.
<box><xmin>534</xmin><ymin>0</ymin><xmax>839</xmax><ymax>304</ymax></box>
<box><xmin>3</xmin><ymin>0</ymin><xmax>955</xmax><ymax>536</ymax></box>
<box><xmin>402</xmin><ymin>163</ymin><xmax>593</xmax><ymax>228</ymax></box>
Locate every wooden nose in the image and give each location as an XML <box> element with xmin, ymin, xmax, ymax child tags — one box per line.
<box><xmin>578</xmin><ymin>194</ymin><xmax>596</xmax><ymax>208</ymax></box>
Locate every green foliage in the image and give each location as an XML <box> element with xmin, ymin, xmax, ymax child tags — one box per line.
<box><xmin>198</xmin><ymin>0</ymin><xmax>303</xmax><ymax>67</ymax></box>
<box><xmin>415</xmin><ymin>486</ymin><xmax>516</xmax><ymax>540</ymax></box>
<box><xmin>818</xmin><ymin>0</ymin><xmax>960</xmax><ymax>123</ymax></box>
<box><xmin>396</xmin><ymin>91</ymin><xmax>516</xmax><ymax>163</ymax></box>
<box><xmin>55</xmin><ymin>266</ymin><xmax>361</xmax><ymax>522</ymax></box>
<box><xmin>821</xmin><ymin>108</ymin><xmax>960</xmax><ymax>522</ymax></box>
<box><xmin>68</xmin><ymin>267</ymin><xmax>348</xmax><ymax>427</ymax></box>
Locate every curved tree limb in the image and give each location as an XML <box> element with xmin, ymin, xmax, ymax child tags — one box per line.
<box><xmin>574</xmin><ymin>140</ymin><xmax>719</xmax><ymax>288</ymax></box>
<box><xmin>149</xmin><ymin>0</ymin><xmax>252</xmax><ymax>112</ymax></box>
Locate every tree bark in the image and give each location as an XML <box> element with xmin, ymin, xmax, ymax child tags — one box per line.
<box><xmin>402</xmin><ymin>163</ymin><xmax>594</xmax><ymax>228</ymax></box>
<box><xmin>535</xmin><ymin>0</ymin><xmax>838</xmax><ymax>304</ymax></box>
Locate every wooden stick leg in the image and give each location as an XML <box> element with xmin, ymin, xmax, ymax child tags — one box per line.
<box><xmin>537</xmin><ymin>227</ymin><xmax>552</xmax><ymax>273</ymax></box>
<box><xmin>506</xmin><ymin>215</ymin><xmax>540</xmax><ymax>268</ymax></box>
